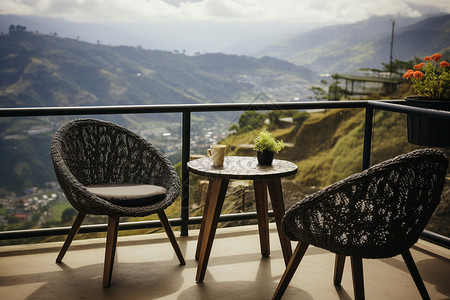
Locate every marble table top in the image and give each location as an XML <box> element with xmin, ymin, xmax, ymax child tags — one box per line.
<box><xmin>187</xmin><ymin>156</ymin><xmax>298</xmax><ymax>180</ymax></box>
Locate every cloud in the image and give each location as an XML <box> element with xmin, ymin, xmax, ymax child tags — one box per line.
<box><xmin>0</xmin><ymin>0</ymin><xmax>448</xmax><ymax>24</ymax></box>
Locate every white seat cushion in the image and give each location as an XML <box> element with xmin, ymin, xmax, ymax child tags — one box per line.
<box><xmin>86</xmin><ymin>183</ymin><xmax>166</xmax><ymax>207</ymax></box>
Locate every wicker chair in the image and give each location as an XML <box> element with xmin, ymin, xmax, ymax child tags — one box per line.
<box><xmin>51</xmin><ymin>118</ymin><xmax>185</xmax><ymax>287</ymax></box>
<box><xmin>273</xmin><ymin>148</ymin><xmax>448</xmax><ymax>300</ymax></box>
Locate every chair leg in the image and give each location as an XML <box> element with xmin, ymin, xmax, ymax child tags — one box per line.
<box><xmin>402</xmin><ymin>250</ymin><xmax>430</xmax><ymax>300</ymax></box>
<box><xmin>56</xmin><ymin>212</ymin><xmax>86</xmax><ymax>263</ymax></box>
<box><xmin>272</xmin><ymin>242</ymin><xmax>309</xmax><ymax>300</ymax></box>
<box><xmin>333</xmin><ymin>254</ymin><xmax>346</xmax><ymax>285</ymax></box>
<box><xmin>103</xmin><ymin>216</ymin><xmax>120</xmax><ymax>287</ymax></box>
<box><xmin>157</xmin><ymin>211</ymin><xmax>186</xmax><ymax>265</ymax></box>
<box><xmin>350</xmin><ymin>257</ymin><xmax>365</xmax><ymax>300</ymax></box>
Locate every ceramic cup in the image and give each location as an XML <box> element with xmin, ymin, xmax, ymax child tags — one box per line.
<box><xmin>207</xmin><ymin>145</ymin><xmax>226</xmax><ymax>166</ymax></box>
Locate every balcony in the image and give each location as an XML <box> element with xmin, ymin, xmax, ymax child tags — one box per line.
<box><xmin>0</xmin><ymin>100</ymin><xmax>449</xmax><ymax>299</ymax></box>
<box><xmin>1</xmin><ymin>224</ymin><xmax>449</xmax><ymax>299</ymax></box>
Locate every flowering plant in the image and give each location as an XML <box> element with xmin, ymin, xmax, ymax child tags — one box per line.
<box><xmin>403</xmin><ymin>53</ymin><xmax>450</xmax><ymax>100</ymax></box>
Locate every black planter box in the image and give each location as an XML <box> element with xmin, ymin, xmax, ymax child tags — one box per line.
<box><xmin>406</xmin><ymin>97</ymin><xmax>450</xmax><ymax>147</ymax></box>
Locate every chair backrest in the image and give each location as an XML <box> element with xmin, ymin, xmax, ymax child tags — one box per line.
<box><xmin>51</xmin><ymin>118</ymin><xmax>180</xmax><ymax>215</ymax></box>
<box><xmin>282</xmin><ymin>148</ymin><xmax>448</xmax><ymax>258</ymax></box>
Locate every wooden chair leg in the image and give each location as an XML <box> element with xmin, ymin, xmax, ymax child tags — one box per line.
<box><xmin>350</xmin><ymin>257</ymin><xmax>365</xmax><ymax>300</ymax></box>
<box><xmin>157</xmin><ymin>211</ymin><xmax>186</xmax><ymax>265</ymax></box>
<box><xmin>103</xmin><ymin>216</ymin><xmax>120</xmax><ymax>287</ymax></box>
<box><xmin>402</xmin><ymin>250</ymin><xmax>430</xmax><ymax>300</ymax></box>
<box><xmin>272</xmin><ymin>242</ymin><xmax>309</xmax><ymax>300</ymax></box>
<box><xmin>56</xmin><ymin>212</ymin><xmax>86</xmax><ymax>263</ymax></box>
<box><xmin>333</xmin><ymin>254</ymin><xmax>346</xmax><ymax>285</ymax></box>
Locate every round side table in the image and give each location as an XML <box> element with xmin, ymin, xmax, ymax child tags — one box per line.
<box><xmin>187</xmin><ymin>156</ymin><xmax>298</xmax><ymax>282</ymax></box>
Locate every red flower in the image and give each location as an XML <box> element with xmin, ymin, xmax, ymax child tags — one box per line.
<box><xmin>430</xmin><ymin>53</ymin><xmax>442</xmax><ymax>62</ymax></box>
<box><xmin>413</xmin><ymin>71</ymin><xmax>424</xmax><ymax>79</ymax></box>
<box><xmin>413</xmin><ymin>63</ymin><xmax>425</xmax><ymax>70</ymax></box>
<box><xmin>440</xmin><ymin>61</ymin><xmax>450</xmax><ymax>68</ymax></box>
<box><xmin>424</xmin><ymin>56</ymin><xmax>432</xmax><ymax>61</ymax></box>
<box><xmin>403</xmin><ymin>70</ymin><xmax>414</xmax><ymax>79</ymax></box>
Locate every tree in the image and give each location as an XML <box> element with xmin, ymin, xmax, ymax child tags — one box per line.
<box><xmin>228</xmin><ymin>123</ymin><xmax>239</xmax><ymax>133</ymax></box>
<box><xmin>6</xmin><ymin>214</ymin><xmax>20</xmax><ymax>224</ymax></box>
<box><xmin>266</xmin><ymin>110</ymin><xmax>283</xmax><ymax>129</ymax></box>
<box><xmin>380</xmin><ymin>58</ymin><xmax>416</xmax><ymax>75</ymax></box>
<box><xmin>237</xmin><ymin>111</ymin><xmax>265</xmax><ymax>133</ymax></box>
<box><xmin>310</xmin><ymin>86</ymin><xmax>328</xmax><ymax>101</ymax></box>
<box><xmin>31</xmin><ymin>213</ymin><xmax>40</xmax><ymax>223</ymax></box>
<box><xmin>15</xmin><ymin>25</ymin><xmax>27</xmax><ymax>32</ymax></box>
<box><xmin>8</xmin><ymin>24</ymin><xmax>27</xmax><ymax>34</ymax></box>
<box><xmin>61</xmin><ymin>208</ymin><xmax>77</xmax><ymax>223</ymax></box>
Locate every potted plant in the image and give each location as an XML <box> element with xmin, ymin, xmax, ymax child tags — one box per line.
<box><xmin>254</xmin><ymin>128</ymin><xmax>285</xmax><ymax>165</ymax></box>
<box><xmin>403</xmin><ymin>53</ymin><xmax>450</xmax><ymax>147</ymax></box>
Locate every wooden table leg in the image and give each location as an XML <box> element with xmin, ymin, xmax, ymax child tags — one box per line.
<box><xmin>195</xmin><ymin>178</ymin><xmax>214</xmax><ymax>260</ymax></box>
<box><xmin>254</xmin><ymin>179</ymin><xmax>270</xmax><ymax>257</ymax></box>
<box><xmin>196</xmin><ymin>177</ymin><xmax>229</xmax><ymax>283</ymax></box>
<box><xmin>268</xmin><ymin>178</ymin><xmax>292</xmax><ymax>266</ymax></box>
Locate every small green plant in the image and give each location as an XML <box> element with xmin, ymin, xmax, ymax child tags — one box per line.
<box><xmin>254</xmin><ymin>128</ymin><xmax>285</xmax><ymax>154</ymax></box>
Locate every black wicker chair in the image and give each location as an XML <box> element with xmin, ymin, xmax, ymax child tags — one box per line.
<box><xmin>273</xmin><ymin>148</ymin><xmax>448</xmax><ymax>300</ymax></box>
<box><xmin>51</xmin><ymin>118</ymin><xmax>185</xmax><ymax>287</ymax></box>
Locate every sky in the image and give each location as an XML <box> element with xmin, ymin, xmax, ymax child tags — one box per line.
<box><xmin>2</xmin><ymin>0</ymin><xmax>449</xmax><ymax>25</ymax></box>
<box><xmin>1</xmin><ymin>0</ymin><xmax>449</xmax><ymax>54</ymax></box>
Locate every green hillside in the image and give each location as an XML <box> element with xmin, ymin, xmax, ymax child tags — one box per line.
<box><xmin>219</xmin><ymin>108</ymin><xmax>450</xmax><ymax>236</ymax></box>
<box><xmin>222</xmin><ymin>108</ymin><xmax>428</xmax><ymax>187</ymax></box>
<box><xmin>0</xmin><ymin>31</ymin><xmax>316</xmax><ymax>108</ymax></box>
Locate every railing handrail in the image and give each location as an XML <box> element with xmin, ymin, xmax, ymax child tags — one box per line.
<box><xmin>0</xmin><ymin>100</ymin><xmax>371</xmax><ymax>117</ymax></box>
<box><xmin>4</xmin><ymin>99</ymin><xmax>450</xmax><ymax>117</ymax></box>
<box><xmin>1</xmin><ymin>99</ymin><xmax>449</xmax><ymax>248</ymax></box>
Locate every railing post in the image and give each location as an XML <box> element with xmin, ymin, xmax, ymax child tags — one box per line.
<box><xmin>362</xmin><ymin>106</ymin><xmax>373</xmax><ymax>171</ymax></box>
<box><xmin>181</xmin><ymin>111</ymin><xmax>191</xmax><ymax>236</ymax></box>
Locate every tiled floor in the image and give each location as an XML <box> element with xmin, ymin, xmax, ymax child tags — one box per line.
<box><xmin>0</xmin><ymin>224</ymin><xmax>449</xmax><ymax>299</ymax></box>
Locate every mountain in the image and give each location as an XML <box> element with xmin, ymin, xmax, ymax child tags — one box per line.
<box><xmin>0</xmin><ymin>31</ymin><xmax>317</xmax><ymax>194</ymax></box>
<box><xmin>0</xmin><ymin>31</ymin><xmax>316</xmax><ymax>108</ymax></box>
<box><xmin>254</xmin><ymin>14</ymin><xmax>450</xmax><ymax>74</ymax></box>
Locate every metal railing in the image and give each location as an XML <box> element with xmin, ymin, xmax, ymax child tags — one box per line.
<box><xmin>1</xmin><ymin>100</ymin><xmax>449</xmax><ymax>248</ymax></box>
